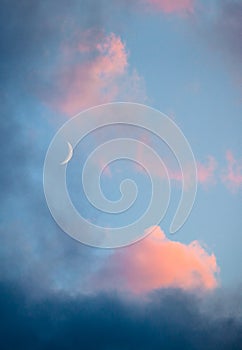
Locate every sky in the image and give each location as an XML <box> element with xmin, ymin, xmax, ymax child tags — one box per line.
<box><xmin>0</xmin><ymin>0</ymin><xmax>242</xmax><ymax>349</ymax></box>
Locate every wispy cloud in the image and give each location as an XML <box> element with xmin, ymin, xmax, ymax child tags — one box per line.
<box><xmin>196</xmin><ymin>156</ymin><xmax>217</xmax><ymax>186</ymax></box>
<box><xmin>222</xmin><ymin>151</ymin><xmax>242</xmax><ymax>192</ymax></box>
<box><xmin>134</xmin><ymin>144</ymin><xmax>217</xmax><ymax>187</ymax></box>
<box><xmin>143</xmin><ymin>0</ymin><xmax>194</xmax><ymax>14</ymax></box>
<box><xmin>169</xmin><ymin>156</ymin><xmax>217</xmax><ymax>187</ymax></box>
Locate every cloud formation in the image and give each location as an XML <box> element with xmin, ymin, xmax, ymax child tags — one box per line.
<box><xmin>200</xmin><ymin>0</ymin><xmax>242</xmax><ymax>99</ymax></box>
<box><xmin>92</xmin><ymin>226</ymin><xmax>219</xmax><ymax>294</ymax></box>
<box><xmin>196</xmin><ymin>156</ymin><xmax>217</xmax><ymax>185</ymax></box>
<box><xmin>222</xmin><ymin>151</ymin><xmax>242</xmax><ymax>192</ymax></box>
<box><xmin>170</xmin><ymin>156</ymin><xmax>217</xmax><ymax>186</ymax></box>
<box><xmin>133</xmin><ymin>143</ymin><xmax>217</xmax><ymax>187</ymax></box>
<box><xmin>215</xmin><ymin>0</ymin><xmax>242</xmax><ymax>64</ymax></box>
<box><xmin>39</xmin><ymin>30</ymin><xmax>146</xmax><ymax>116</ymax></box>
<box><xmin>1</xmin><ymin>282</ymin><xmax>241</xmax><ymax>350</ymax></box>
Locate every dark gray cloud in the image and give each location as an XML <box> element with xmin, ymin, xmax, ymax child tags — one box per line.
<box><xmin>215</xmin><ymin>1</ymin><xmax>242</xmax><ymax>64</ymax></box>
<box><xmin>198</xmin><ymin>0</ymin><xmax>242</xmax><ymax>92</ymax></box>
<box><xmin>0</xmin><ymin>282</ymin><xmax>242</xmax><ymax>350</ymax></box>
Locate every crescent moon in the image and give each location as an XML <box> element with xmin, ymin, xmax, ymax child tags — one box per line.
<box><xmin>60</xmin><ymin>142</ymin><xmax>73</xmax><ymax>165</ymax></box>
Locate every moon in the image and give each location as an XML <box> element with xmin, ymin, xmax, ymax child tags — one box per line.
<box><xmin>60</xmin><ymin>142</ymin><xmax>73</xmax><ymax>165</ymax></box>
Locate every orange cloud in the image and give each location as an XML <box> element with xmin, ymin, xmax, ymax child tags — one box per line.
<box><xmin>144</xmin><ymin>0</ymin><xmax>194</xmax><ymax>13</ymax></box>
<box><xmin>93</xmin><ymin>226</ymin><xmax>219</xmax><ymax>294</ymax></box>
<box><xmin>40</xmin><ymin>30</ymin><xmax>146</xmax><ymax>116</ymax></box>
<box><xmin>222</xmin><ymin>151</ymin><xmax>242</xmax><ymax>192</ymax></box>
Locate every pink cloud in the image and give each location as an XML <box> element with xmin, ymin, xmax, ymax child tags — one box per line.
<box><xmin>39</xmin><ymin>31</ymin><xmax>146</xmax><ymax>116</ymax></box>
<box><xmin>134</xmin><ymin>143</ymin><xmax>217</xmax><ymax>187</ymax></box>
<box><xmin>92</xmin><ymin>226</ymin><xmax>219</xmax><ymax>295</ymax></box>
<box><xmin>167</xmin><ymin>157</ymin><xmax>217</xmax><ymax>186</ymax></box>
<box><xmin>222</xmin><ymin>151</ymin><xmax>242</xmax><ymax>192</ymax></box>
<box><xmin>196</xmin><ymin>156</ymin><xmax>217</xmax><ymax>185</ymax></box>
<box><xmin>144</xmin><ymin>0</ymin><xmax>194</xmax><ymax>13</ymax></box>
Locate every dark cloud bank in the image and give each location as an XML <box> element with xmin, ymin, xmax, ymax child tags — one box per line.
<box><xmin>0</xmin><ymin>282</ymin><xmax>242</xmax><ymax>350</ymax></box>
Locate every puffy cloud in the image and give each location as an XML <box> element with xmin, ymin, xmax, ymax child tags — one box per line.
<box><xmin>222</xmin><ymin>151</ymin><xmax>242</xmax><ymax>192</ymax></box>
<box><xmin>92</xmin><ymin>226</ymin><xmax>219</xmax><ymax>294</ymax></box>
